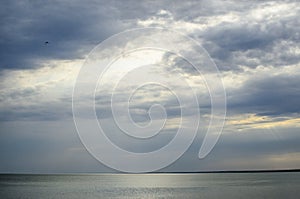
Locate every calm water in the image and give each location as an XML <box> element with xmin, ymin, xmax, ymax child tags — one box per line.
<box><xmin>0</xmin><ymin>172</ymin><xmax>300</xmax><ymax>199</ymax></box>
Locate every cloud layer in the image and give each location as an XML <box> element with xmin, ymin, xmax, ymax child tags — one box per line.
<box><xmin>0</xmin><ymin>0</ymin><xmax>300</xmax><ymax>172</ymax></box>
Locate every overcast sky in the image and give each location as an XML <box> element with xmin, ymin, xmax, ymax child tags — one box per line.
<box><xmin>1</xmin><ymin>0</ymin><xmax>300</xmax><ymax>173</ymax></box>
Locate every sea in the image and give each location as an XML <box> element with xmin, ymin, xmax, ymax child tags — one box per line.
<box><xmin>0</xmin><ymin>172</ymin><xmax>300</xmax><ymax>199</ymax></box>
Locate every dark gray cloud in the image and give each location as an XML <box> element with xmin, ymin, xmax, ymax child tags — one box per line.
<box><xmin>0</xmin><ymin>0</ymin><xmax>208</xmax><ymax>70</ymax></box>
<box><xmin>2</xmin><ymin>0</ymin><xmax>299</xmax><ymax>71</ymax></box>
<box><xmin>227</xmin><ymin>73</ymin><xmax>300</xmax><ymax>117</ymax></box>
<box><xmin>0</xmin><ymin>0</ymin><xmax>128</xmax><ymax>69</ymax></box>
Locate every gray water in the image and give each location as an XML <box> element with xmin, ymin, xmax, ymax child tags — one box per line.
<box><xmin>0</xmin><ymin>172</ymin><xmax>300</xmax><ymax>199</ymax></box>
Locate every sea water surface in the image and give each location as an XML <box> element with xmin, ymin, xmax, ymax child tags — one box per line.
<box><xmin>1</xmin><ymin>172</ymin><xmax>300</xmax><ymax>199</ymax></box>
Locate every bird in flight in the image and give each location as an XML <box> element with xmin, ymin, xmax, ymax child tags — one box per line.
<box><xmin>44</xmin><ymin>41</ymin><xmax>49</xmax><ymax>45</ymax></box>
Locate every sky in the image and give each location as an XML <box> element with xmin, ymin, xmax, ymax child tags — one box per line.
<box><xmin>0</xmin><ymin>0</ymin><xmax>300</xmax><ymax>173</ymax></box>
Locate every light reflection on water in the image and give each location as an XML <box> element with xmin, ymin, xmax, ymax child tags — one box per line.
<box><xmin>0</xmin><ymin>172</ymin><xmax>300</xmax><ymax>199</ymax></box>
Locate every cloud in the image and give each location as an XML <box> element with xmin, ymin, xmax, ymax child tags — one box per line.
<box><xmin>1</xmin><ymin>0</ymin><xmax>300</xmax><ymax>172</ymax></box>
<box><xmin>201</xmin><ymin>1</ymin><xmax>300</xmax><ymax>70</ymax></box>
<box><xmin>0</xmin><ymin>60</ymin><xmax>81</xmax><ymax>121</ymax></box>
<box><xmin>0</xmin><ymin>0</ymin><xmax>129</xmax><ymax>69</ymax></box>
<box><xmin>227</xmin><ymin>71</ymin><xmax>300</xmax><ymax>117</ymax></box>
<box><xmin>137</xmin><ymin>1</ymin><xmax>300</xmax><ymax>72</ymax></box>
